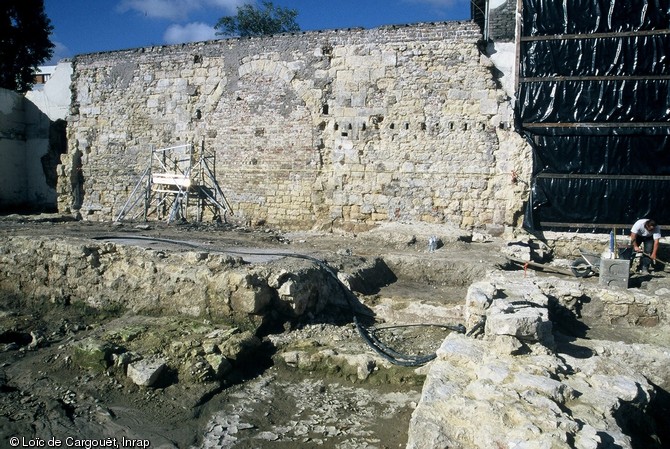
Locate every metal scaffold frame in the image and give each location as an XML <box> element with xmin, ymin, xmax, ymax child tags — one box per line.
<box><xmin>116</xmin><ymin>142</ymin><xmax>233</xmax><ymax>223</ymax></box>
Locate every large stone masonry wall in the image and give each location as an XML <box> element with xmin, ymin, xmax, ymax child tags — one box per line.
<box><xmin>58</xmin><ymin>21</ymin><xmax>530</xmax><ymax>231</ymax></box>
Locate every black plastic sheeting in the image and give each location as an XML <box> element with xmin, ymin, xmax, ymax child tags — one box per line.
<box><xmin>522</xmin><ymin>35</ymin><xmax>670</xmax><ymax>78</ymax></box>
<box><xmin>533</xmin><ymin>136</ymin><xmax>670</xmax><ymax>174</ymax></box>
<box><xmin>529</xmin><ymin>177</ymin><xmax>669</xmax><ymax>226</ymax></box>
<box><xmin>519</xmin><ymin>79</ymin><xmax>670</xmax><ymax>124</ymax></box>
<box><xmin>522</xmin><ymin>0</ymin><xmax>670</xmax><ymax>35</ymax></box>
<box><xmin>518</xmin><ymin>0</ymin><xmax>670</xmax><ymax>232</ymax></box>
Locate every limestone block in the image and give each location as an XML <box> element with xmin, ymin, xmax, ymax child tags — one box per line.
<box><xmin>382</xmin><ymin>50</ymin><xmax>397</xmax><ymax>66</ymax></box>
<box><xmin>485</xmin><ymin>299</ymin><xmax>554</xmax><ymax>347</ymax></box>
<box><xmin>217</xmin><ymin>331</ymin><xmax>261</xmax><ymax>361</ymax></box>
<box><xmin>574</xmin><ymin>425</ymin><xmax>602</xmax><ymax>449</ymax></box>
<box><xmin>277</xmin><ymin>278</ymin><xmax>316</xmax><ymax>315</ymax></box>
<box><xmin>227</xmin><ymin>272</ymin><xmax>273</xmax><ymax>315</ymax></box>
<box><xmin>127</xmin><ymin>358</ymin><xmax>166</xmax><ymax>387</ymax></box>
<box><xmin>464</xmin><ymin>281</ymin><xmax>495</xmax><ymax>328</ymax></box>
<box><xmin>336</xmin><ymin>69</ymin><xmax>354</xmax><ymax>83</ymax></box>
<box><xmin>511</xmin><ymin>372</ymin><xmax>576</xmax><ymax>403</ymax></box>
<box><xmin>589</xmin><ymin>374</ymin><xmax>649</xmax><ymax>402</ymax></box>
<box><xmin>501</xmin><ymin>240</ymin><xmax>532</xmax><ymax>261</ymax></box>
<box><xmin>480</xmin><ymin>98</ymin><xmax>500</xmax><ymax>115</ymax></box>
<box><xmin>205</xmin><ymin>354</ymin><xmax>233</xmax><ymax>378</ymax></box>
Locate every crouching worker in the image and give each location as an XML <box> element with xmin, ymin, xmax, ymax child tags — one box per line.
<box><xmin>630</xmin><ymin>218</ymin><xmax>661</xmax><ymax>274</ymax></box>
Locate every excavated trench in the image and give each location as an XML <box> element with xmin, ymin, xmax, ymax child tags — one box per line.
<box><xmin>0</xmin><ymin>222</ymin><xmax>496</xmax><ymax>448</ymax></box>
<box><xmin>1</xmin><ymin>219</ymin><xmax>670</xmax><ymax>448</ymax></box>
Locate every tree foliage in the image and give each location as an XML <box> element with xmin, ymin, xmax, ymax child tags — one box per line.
<box><xmin>0</xmin><ymin>0</ymin><xmax>54</xmax><ymax>92</ymax></box>
<box><xmin>215</xmin><ymin>1</ymin><xmax>300</xmax><ymax>37</ymax></box>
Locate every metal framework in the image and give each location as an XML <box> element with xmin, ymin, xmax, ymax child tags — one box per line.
<box><xmin>116</xmin><ymin>142</ymin><xmax>232</xmax><ymax>223</ymax></box>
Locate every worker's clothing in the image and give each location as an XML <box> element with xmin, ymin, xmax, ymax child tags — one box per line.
<box><xmin>630</xmin><ymin>219</ymin><xmax>661</xmax><ymax>272</ymax></box>
<box><xmin>631</xmin><ymin>218</ymin><xmax>662</xmax><ymax>240</ymax></box>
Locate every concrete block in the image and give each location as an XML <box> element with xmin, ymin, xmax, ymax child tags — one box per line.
<box><xmin>599</xmin><ymin>259</ymin><xmax>630</xmax><ymax>289</ymax></box>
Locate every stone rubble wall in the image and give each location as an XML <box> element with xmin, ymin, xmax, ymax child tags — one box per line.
<box><xmin>58</xmin><ymin>21</ymin><xmax>530</xmax><ymax>232</ymax></box>
<box><xmin>408</xmin><ymin>271</ymin><xmax>670</xmax><ymax>449</ymax></box>
<box><xmin>0</xmin><ymin>236</ymin><xmax>346</xmax><ymax>325</ymax></box>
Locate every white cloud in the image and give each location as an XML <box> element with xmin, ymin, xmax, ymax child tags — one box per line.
<box><xmin>163</xmin><ymin>22</ymin><xmax>219</xmax><ymax>44</ymax></box>
<box><xmin>47</xmin><ymin>41</ymin><xmax>71</xmax><ymax>64</ymax></box>
<box><xmin>117</xmin><ymin>0</ymin><xmax>249</xmax><ymax>21</ymax></box>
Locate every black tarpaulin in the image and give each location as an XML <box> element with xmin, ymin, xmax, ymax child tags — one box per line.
<box><xmin>522</xmin><ymin>35</ymin><xmax>670</xmax><ymax>78</ymax></box>
<box><xmin>532</xmin><ymin>135</ymin><xmax>670</xmax><ymax>174</ymax></box>
<box><xmin>526</xmin><ymin>177</ymin><xmax>670</xmax><ymax>228</ymax></box>
<box><xmin>522</xmin><ymin>0</ymin><xmax>670</xmax><ymax>35</ymax></box>
<box><xmin>518</xmin><ymin>0</ymin><xmax>670</xmax><ymax>231</ymax></box>
<box><xmin>519</xmin><ymin>79</ymin><xmax>670</xmax><ymax>124</ymax></box>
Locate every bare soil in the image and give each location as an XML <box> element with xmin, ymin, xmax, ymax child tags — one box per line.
<box><xmin>1</xmin><ymin>215</ymin><xmax>669</xmax><ymax>448</ymax></box>
<box><xmin>0</xmin><ymin>217</ymin><xmax>451</xmax><ymax>448</ymax></box>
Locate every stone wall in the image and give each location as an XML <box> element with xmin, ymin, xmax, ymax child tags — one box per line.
<box><xmin>471</xmin><ymin>0</ymin><xmax>516</xmax><ymax>42</ymax></box>
<box><xmin>407</xmin><ymin>271</ymin><xmax>670</xmax><ymax>449</ymax></box>
<box><xmin>0</xmin><ymin>236</ymin><xmax>344</xmax><ymax>324</ymax></box>
<box><xmin>487</xmin><ymin>0</ymin><xmax>516</xmax><ymax>42</ymax></box>
<box><xmin>59</xmin><ymin>21</ymin><xmax>530</xmax><ymax>232</ymax></box>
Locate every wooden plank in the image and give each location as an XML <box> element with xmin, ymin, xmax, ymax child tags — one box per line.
<box><xmin>520</xmin><ymin>28</ymin><xmax>670</xmax><ymax>41</ymax></box>
<box><xmin>535</xmin><ymin>173</ymin><xmax>670</xmax><ymax>181</ymax></box>
<box><xmin>152</xmin><ymin>173</ymin><xmax>191</xmax><ymax>188</ymax></box>
<box><xmin>506</xmin><ymin>256</ymin><xmax>576</xmax><ymax>277</ymax></box>
<box><xmin>520</xmin><ymin>75</ymin><xmax>670</xmax><ymax>82</ymax></box>
<box><xmin>523</xmin><ymin>122</ymin><xmax>670</xmax><ymax>129</ymax></box>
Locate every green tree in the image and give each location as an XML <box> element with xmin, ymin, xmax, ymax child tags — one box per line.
<box><xmin>215</xmin><ymin>1</ymin><xmax>300</xmax><ymax>37</ymax></box>
<box><xmin>0</xmin><ymin>0</ymin><xmax>54</xmax><ymax>92</ymax></box>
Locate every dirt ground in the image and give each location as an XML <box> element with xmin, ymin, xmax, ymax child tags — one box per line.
<box><xmin>0</xmin><ymin>216</ymin><xmax>462</xmax><ymax>449</ymax></box>
<box><xmin>1</xmin><ymin>215</ymin><xmax>669</xmax><ymax>448</ymax></box>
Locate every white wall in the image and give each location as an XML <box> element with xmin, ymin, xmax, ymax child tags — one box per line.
<box><xmin>0</xmin><ymin>62</ymin><xmax>72</xmax><ymax>211</ymax></box>
<box><xmin>25</xmin><ymin>61</ymin><xmax>73</xmax><ymax>121</ymax></box>
<box><xmin>486</xmin><ymin>41</ymin><xmax>517</xmax><ymax>99</ymax></box>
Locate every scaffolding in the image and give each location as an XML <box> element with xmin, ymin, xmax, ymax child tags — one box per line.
<box><xmin>116</xmin><ymin>142</ymin><xmax>233</xmax><ymax>223</ymax></box>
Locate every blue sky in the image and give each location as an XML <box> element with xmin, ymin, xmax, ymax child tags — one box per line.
<box><xmin>45</xmin><ymin>0</ymin><xmax>472</xmax><ymax>63</ymax></box>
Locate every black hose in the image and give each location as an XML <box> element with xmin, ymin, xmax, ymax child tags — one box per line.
<box><xmin>466</xmin><ymin>318</ymin><xmax>485</xmax><ymax>338</ymax></box>
<box><xmin>92</xmin><ymin>234</ymin><xmax>467</xmax><ymax>366</ymax></box>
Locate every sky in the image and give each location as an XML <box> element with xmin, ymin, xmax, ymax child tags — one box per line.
<box><xmin>44</xmin><ymin>0</ymin><xmax>472</xmax><ymax>64</ymax></box>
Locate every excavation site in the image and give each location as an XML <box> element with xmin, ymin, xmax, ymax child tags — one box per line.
<box><xmin>1</xmin><ymin>215</ymin><xmax>670</xmax><ymax>448</ymax></box>
<box><xmin>3</xmin><ymin>0</ymin><xmax>670</xmax><ymax>447</ymax></box>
